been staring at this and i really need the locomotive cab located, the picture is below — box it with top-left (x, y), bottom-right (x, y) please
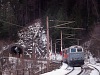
top-left (67, 45), bottom-right (84, 67)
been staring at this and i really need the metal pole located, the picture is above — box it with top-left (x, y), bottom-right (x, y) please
top-left (51, 39), bottom-right (52, 53)
top-left (55, 43), bottom-right (56, 54)
top-left (54, 43), bottom-right (57, 60)
top-left (77, 39), bottom-right (79, 45)
top-left (98, 49), bottom-right (99, 58)
top-left (46, 16), bottom-right (49, 71)
top-left (61, 30), bottom-right (63, 52)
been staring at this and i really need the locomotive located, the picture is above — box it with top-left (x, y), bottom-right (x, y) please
top-left (62, 45), bottom-right (84, 67)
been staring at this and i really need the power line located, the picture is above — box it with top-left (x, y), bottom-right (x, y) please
top-left (65, 37), bottom-right (82, 40)
top-left (49, 20), bottom-right (75, 23)
top-left (0, 19), bottom-right (43, 29)
top-left (55, 27), bottom-right (85, 30)
top-left (63, 33), bottom-right (75, 36)
top-left (49, 21), bottom-right (75, 28)
top-left (0, 19), bottom-right (24, 28)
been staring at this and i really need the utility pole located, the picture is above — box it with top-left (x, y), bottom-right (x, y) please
top-left (77, 39), bottom-right (81, 45)
top-left (46, 16), bottom-right (49, 71)
top-left (51, 39), bottom-right (52, 53)
top-left (61, 30), bottom-right (63, 52)
top-left (55, 43), bottom-right (56, 54)
top-left (55, 43), bottom-right (56, 60)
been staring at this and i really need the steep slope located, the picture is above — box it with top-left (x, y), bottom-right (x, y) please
top-left (17, 19), bottom-right (47, 58)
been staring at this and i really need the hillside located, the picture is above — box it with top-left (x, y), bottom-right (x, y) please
top-left (0, 0), bottom-right (100, 54)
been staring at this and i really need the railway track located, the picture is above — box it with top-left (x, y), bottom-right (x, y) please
top-left (41, 62), bottom-right (100, 75)
top-left (77, 67), bottom-right (84, 75)
top-left (88, 64), bottom-right (100, 75)
top-left (65, 66), bottom-right (83, 75)
top-left (65, 67), bottom-right (74, 75)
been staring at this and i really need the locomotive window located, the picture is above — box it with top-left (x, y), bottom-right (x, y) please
top-left (71, 48), bottom-right (76, 52)
top-left (77, 48), bottom-right (82, 52)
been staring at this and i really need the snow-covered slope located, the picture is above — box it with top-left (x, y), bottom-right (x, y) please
top-left (17, 20), bottom-right (47, 58)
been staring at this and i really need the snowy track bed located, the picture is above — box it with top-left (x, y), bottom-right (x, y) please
top-left (41, 62), bottom-right (100, 75)
top-left (41, 63), bottom-right (84, 75)
top-left (87, 64), bottom-right (100, 75)
top-left (65, 67), bottom-right (83, 75)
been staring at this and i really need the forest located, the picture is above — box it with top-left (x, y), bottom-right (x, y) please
top-left (0, 0), bottom-right (100, 53)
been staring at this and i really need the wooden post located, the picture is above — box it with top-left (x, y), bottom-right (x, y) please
top-left (55, 43), bottom-right (56, 54)
top-left (46, 16), bottom-right (50, 71)
top-left (55, 43), bottom-right (56, 60)
top-left (77, 39), bottom-right (79, 45)
top-left (51, 39), bottom-right (52, 53)
top-left (61, 30), bottom-right (63, 52)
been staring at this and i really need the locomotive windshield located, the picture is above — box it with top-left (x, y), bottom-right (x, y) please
top-left (71, 48), bottom-right (76, 52)
top-left (77, 48), bottom-right (82, 52)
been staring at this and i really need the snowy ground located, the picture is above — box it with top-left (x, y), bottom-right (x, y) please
top-left (41, 63), bottom-right (100, 75)
top-left (41, 54), bottom-right (100, 75)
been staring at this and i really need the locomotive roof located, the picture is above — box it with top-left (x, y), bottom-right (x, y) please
top-left (62, 48), bottom-right (68, 51)
top-left (69, 45), bottom-right (83, 49)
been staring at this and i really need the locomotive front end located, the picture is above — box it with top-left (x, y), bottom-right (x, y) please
top-left (68, 45), bottom-right (84, 67)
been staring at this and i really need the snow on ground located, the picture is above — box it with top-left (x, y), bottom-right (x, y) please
top-left (49, 53), bottom-right (62, 61)
top-left (41, 63), bottom-right (72, 75)
top-left (41, 62), bottom-right (81, 75)
top-left (87, 63), bottom-right (100, 75)
top-left (41, 63), bottom-right (100, 75)
top-left (41, 54), bottom-right (100, 75)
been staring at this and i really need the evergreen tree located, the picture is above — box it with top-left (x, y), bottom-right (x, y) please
top-left (0, 1), bottom-right (18, 41)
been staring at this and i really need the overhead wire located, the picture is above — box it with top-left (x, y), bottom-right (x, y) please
top-left (0, 19), bottom-right (24, 28)
top-left (49, 21), bottom-right (75, 28)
